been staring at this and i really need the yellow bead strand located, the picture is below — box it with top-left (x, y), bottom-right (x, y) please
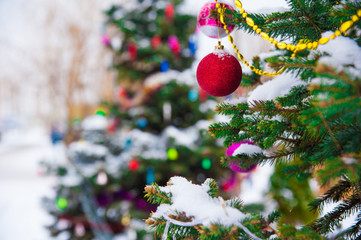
top-left (214, 0), bottom-right (284, 77)
top-left (216, 0), bottom-right (361, 55)
top-left (213, 0), bottom-right (360, 76)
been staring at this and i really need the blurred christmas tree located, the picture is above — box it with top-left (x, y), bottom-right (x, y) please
top-left (43, 0), bottom-right (233, 239)
top-left (102, 0), bottom-right (197, 86)
top-left (145, 0), bottom-right (361, 239)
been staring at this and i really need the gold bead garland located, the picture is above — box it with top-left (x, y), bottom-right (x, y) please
top-left (213, 0), bottom-right (361, 76)
top-left (215, 2), bottom-right (284, 76)
top-left (231, 0), bottom-right (361, 54)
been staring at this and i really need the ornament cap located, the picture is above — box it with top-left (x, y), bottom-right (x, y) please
top-left (215, 41), bottom-right (224, 50)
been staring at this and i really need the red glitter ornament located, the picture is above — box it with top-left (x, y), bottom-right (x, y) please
top-left (128, 159), bottom-right (140, 171)
top-left (196, 47), bottom-right (242, 97)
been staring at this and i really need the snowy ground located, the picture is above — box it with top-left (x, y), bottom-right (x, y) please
top-left (0, 127), bottom-right (66, 240)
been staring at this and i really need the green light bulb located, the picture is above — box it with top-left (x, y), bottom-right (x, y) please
top-left (56, 197), bottom-right (68, 210)
top-left (95, 109), bottom-right (106, 117)
top-left (167, 148), bottom-right (178, 160)
top-left (202, 158), bottom-right (212, 170)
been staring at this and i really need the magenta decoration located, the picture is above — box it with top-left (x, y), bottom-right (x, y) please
top-left (101, 33), bottom-right (111, 46)
top-left (225, 141), bottom-right (257, 173)
top-left (197, 2), bottom-right (235, 39)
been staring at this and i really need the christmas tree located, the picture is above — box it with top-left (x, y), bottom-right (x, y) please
top-left (101, 0), bottom-right (232, 188)
top-left (102, 0), bottom-right (196, 84)
top-left (145, 0), bottom-right (361, 239)
top-left (101, 0), bottom-right (232, 189)
top-left (43, 0), bottom-right (232, 239)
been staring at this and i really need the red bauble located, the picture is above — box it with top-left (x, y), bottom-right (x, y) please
top-left (107, 118), bottom-right (119, 133)
top-left (196, 49), bottom-right (242, 97)
top-left (117, 87), bottom-right (127, 98)
top-left (128, 43), bottom-right (137, 60)
top-left (151, 36), bottom-right (162, 49)
top-left (222, 182), bottom-right (232, 192)
top-left (128, 159), bottom-right (140, 171)
top-left (107, 122), bottom-right (116, 133)
top-left (199, 89), bottom-right (208, 102)
top-left (165, 3), bottom-right (175, 21)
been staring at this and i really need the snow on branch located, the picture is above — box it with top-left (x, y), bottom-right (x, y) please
top-left (248, 72), bottom-right (306, 103)
top-left (81, 115), bottom-right (108, 131)
top-left (146, 176), bottom-right (262, 240)
top-left (233, 143), bottom-right (263, 156)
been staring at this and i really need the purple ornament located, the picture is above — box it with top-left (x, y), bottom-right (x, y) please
top-left (113, 189), bottom-right (134, 201)
top-left (95, 192), bottom-right (112, 207)
top-left (134, 198), bottom-right (157, 212)
top-left (135, 198), bottom-right (148, 209)
top-left (225, 141), bottom-right (257, 173)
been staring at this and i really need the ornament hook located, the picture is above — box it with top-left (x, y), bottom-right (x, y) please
top-left (215, 41), bottom-right (224, 50)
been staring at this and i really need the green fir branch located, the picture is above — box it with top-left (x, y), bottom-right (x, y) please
top-left (310, 194), bottom-right (361, 234)
top-left (336, 211), bottom-right (361, 240)
top-left (309, 179), bottom-right (355, 213)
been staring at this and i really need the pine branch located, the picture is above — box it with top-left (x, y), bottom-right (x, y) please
top-left (309, 179), bottom-right (355, 213)
top-left (144, 184), bottom-right (172, 205)
top-left (310, 194), bottom-right (361, 234)
top-left (316, 109), bottom-right (344, 154)
top-left (208, 122), bottom-right (240, 139)
top-left (144, 178), bottom-right (268, 240)
top-left (336, 211), bottom-right (361, 239)
top-left (267, 211), bottom-right (281, 224)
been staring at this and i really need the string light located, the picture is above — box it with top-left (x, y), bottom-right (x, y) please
top-left (56, 197), bottom-right (68, 210)
top-left (214, 0), bottom-right (361, 76)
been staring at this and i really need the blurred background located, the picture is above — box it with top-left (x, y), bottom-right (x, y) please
top-left (0, 0), bottom-right (287, 239)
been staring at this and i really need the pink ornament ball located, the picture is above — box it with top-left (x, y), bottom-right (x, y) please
top-left (168, 35), bottom-right (180, 54)
top-left (197, 2), bottom-right (235, 39)
top-left (225, 141), bottom-right (257, 173)
top-left (101, 34), bottom-right (111, 46)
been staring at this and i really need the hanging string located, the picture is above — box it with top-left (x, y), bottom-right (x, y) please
top-left (216, 4), bottom-right (223, 49)
top-left (215, 1), bottom-right (284, 76)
